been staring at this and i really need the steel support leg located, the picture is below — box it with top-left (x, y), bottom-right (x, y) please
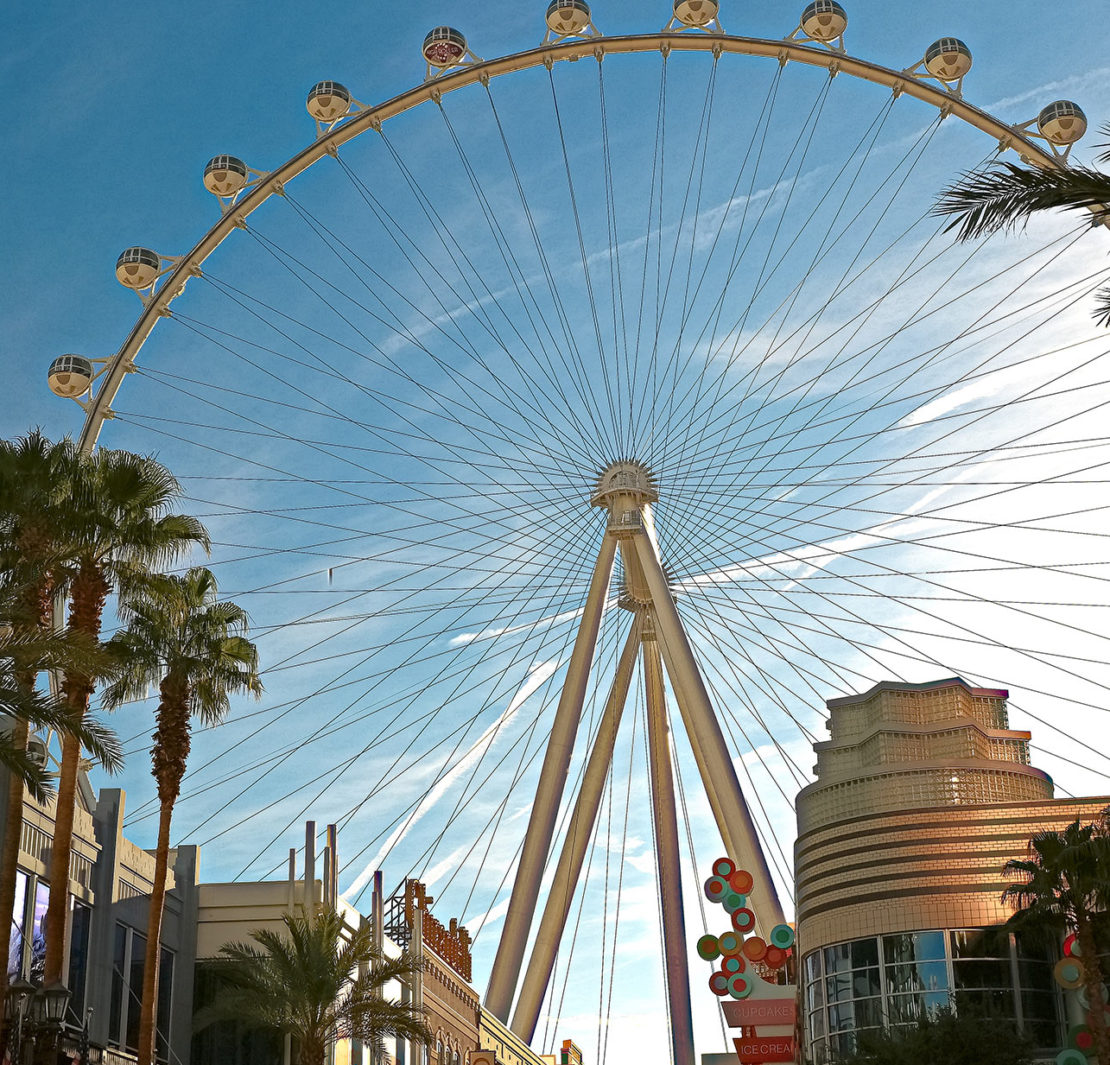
top-left (643, 621), bottom-right (696, 1065)
top-left (485, 534), bottom-right (618, 1020)
top-left (511, 618), bottom-right (641, 1041)
top-left (630, 530), bottom-right (785, 926)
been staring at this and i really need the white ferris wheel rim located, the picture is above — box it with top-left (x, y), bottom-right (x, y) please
top-left (76, 28), bottom-right (1062, 453)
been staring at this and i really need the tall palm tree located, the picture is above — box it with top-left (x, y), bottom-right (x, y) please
top-left (199, 909), bottom-right (433, 1065)
top-left (0, 597), bottom-right (122, 798)
top-left (42, 448), bottom-right (209, 992)
top-left (1002, 815), bottom-right (1110, 1065)
top-left (0, 431), bottom-right (124, 1013)
top-left (934, 131), bottom-right (1110, 325)
top-left (101, 567), bottom-right (261, 1065)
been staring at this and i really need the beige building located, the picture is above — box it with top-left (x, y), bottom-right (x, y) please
top-left (794, 677), bottom-right (1109, 1061)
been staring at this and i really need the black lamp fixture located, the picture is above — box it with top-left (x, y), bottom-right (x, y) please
top-left (38, 982), bottom-right (70, 1028)
top-left (4, 977), bottom-right (34, 1023)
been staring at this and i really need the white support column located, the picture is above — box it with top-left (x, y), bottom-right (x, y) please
top-left (511, 617), bottom-right (641, 1041)
top-left (642, 620), bottom-right (696, 1065)
top-left (630, 530), bottom-right (785, 926)
top-left (485, 534), bottom-right (618, 1021)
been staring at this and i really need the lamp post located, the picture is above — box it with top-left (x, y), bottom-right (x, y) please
top-left (5, 977), bottom-right (35, 1065)
top-left (4, 981), bottom-right (70, 1065)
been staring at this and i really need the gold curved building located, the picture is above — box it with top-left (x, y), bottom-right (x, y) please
top-left (794, 677), bottom-right (1109, 1061)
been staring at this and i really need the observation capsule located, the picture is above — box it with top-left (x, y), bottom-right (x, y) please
top-left (47, 355), bottom-right (94, 398)
top-left (672, 0), bottom-right (719, 27)
top-left (115, 246), bottom-right (161, 289)
top-left (26, 735), bottom-right (48, 770)
top-left (924, 38), bottom-right (972, 82)
top-left (801, 0), bottom-right (847, 41)
top-left (306, 81), bottom-right (352, 122)
top-left (546, 0), bottom-right (591, 35)
top-left (423, 26), bottom-right (468, 69)
top-left (203, 155), bottom-right (249, 197)
top-left (1037, 100), bottom-right (1087, 145)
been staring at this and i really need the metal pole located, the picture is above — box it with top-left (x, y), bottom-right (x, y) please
top-left (642, 620), bottom-right (695, 1065)
top-left (485, 534), bottom-right (617, 1021)
top-left (510, 618), bottom-right (641, 1040)
top-left (629, 530), bottom-right (785, 926)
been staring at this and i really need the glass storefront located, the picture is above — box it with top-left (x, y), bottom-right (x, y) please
top-left (803, 928), bottom-right (1059, 1061)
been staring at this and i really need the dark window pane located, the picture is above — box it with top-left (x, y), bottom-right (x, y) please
top-left (953, 987), bottom-right (1013, 1018)
top-left (952, 959), bottom-right (1010, 990)
top-left (884, 930), bottom-right (945, 965)
top-left (68, 902), bottom-right (92, 1020)
top-left (804, 951), bottom-right (821, 983)
top-left (110, 924), bottom-right (126, 1046)
top-left (885, 959), bottom-right (947, 994)
top-left (826, 972), bottom-right (854, 1003)
top-left (850, 939), bottom-right (880, 969)
top-left (852, 968), bottom-right (880, 998)
top-left (127, 932), bottom-right (146, 1053)
top-left (156, 948), bottom-right (174, 1063)
top-left (950, 928), bottom-right (1009, 959)
top-left (887, 993), bottom-right (923, 1023)
top-left (8, 871), bottom-right (27, 979)
top-left (853, 997), bottom-right (883, 1028)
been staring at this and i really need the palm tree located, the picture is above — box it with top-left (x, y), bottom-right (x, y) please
top-left (100, 567), bottom-right (261, 1065)
top-left (934, 131), bottom-right (1110, 325)
top-left (1002, 815), bottom-right (1110, 1065)
top-left (0, 431), bottom-right (124, 1012)
top-left (0, 599), bottom-right (122, 798)
top-left (199, 909), bottom-right (433, 1065)
top-left (42, 447), bottom-right (209, 991)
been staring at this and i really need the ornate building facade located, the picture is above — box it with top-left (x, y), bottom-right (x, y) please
top-left (794, 677), bottom-right (1110, 1061)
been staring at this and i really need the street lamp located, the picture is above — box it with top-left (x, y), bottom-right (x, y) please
top-left (4, 981), bottom-right (70, 1065)
top-left (5, 977), bottom-right (36, 1065)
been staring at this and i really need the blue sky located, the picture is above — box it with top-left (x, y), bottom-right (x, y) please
top-left (5, 2), bottom-right (1110, 1061)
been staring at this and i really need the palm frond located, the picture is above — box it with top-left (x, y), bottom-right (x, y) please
top-left (934, 161), bottom-right (1110, 240)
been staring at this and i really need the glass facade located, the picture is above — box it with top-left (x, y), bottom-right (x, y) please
top-left (110, 922), bottom-right (174, 1062)
top-left (803, 928), bottom-right (1059, 1061)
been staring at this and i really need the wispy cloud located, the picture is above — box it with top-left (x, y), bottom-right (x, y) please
top-left (342, 657), bottom-right (561, 900)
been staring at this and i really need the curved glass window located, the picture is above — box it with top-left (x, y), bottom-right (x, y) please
top-left (802, 928), bottom-right (1063, 1063)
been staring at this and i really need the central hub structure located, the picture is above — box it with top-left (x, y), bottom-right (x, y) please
top-left (591, 461), bottom-right (660, 605)
top-left (590, 459), bottom-right (658, 515)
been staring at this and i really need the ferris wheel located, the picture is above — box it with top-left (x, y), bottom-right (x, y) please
top-left (46, 2), bottom-right (1110, 1061)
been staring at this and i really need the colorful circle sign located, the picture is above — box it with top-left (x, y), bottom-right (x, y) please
top-left (727, 972), bottom-right (753, 999)
top-left (732, 908), bottom-right (756, 933)
top-left (709, 972), bottom-right (730, 997)
top-left (697, 934), bottom-right (720, 961)
top-left (742, 937), bottom-right (767, 962)
top-left (729, 869), bottom-right (754, 895)
top-left (704, 876), bottom-right (728, 902)
top-left (1055, 1050), bottom-right (1087, 1065)
top-left (713, 857), bottom-right (736, 878)
top-left (718, 931), bottom-right (743, 956)
top-left (770, 924), bottom-right (796, 949)
top-left (1055, 959), bottom-right (1085, 990)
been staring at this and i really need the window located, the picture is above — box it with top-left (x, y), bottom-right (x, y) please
top-left (110, 923), bottom-right (174, 1062)
top-left (28, 880), bottom-right (48, 984)
top-left (68, 901), bottom-right (92, 1019)
top-left (8, 871), bottom-right (27, 979)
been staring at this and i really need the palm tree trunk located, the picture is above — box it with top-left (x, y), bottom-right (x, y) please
top-left (0, 715), bottom-right (29, 1059)
top-left (43, 562), bottom-right (108, 987)
top-left (299, 1035), bottom-right (327, 1065)
top-left (138, 682), bottom-right (189, 1065)
top-left (42, 732), bottom-right (80, 986)
top-left (137, 800), bottom-right (173, 1065)
top-left (1075, 913), bottom-right (1110, 1065)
